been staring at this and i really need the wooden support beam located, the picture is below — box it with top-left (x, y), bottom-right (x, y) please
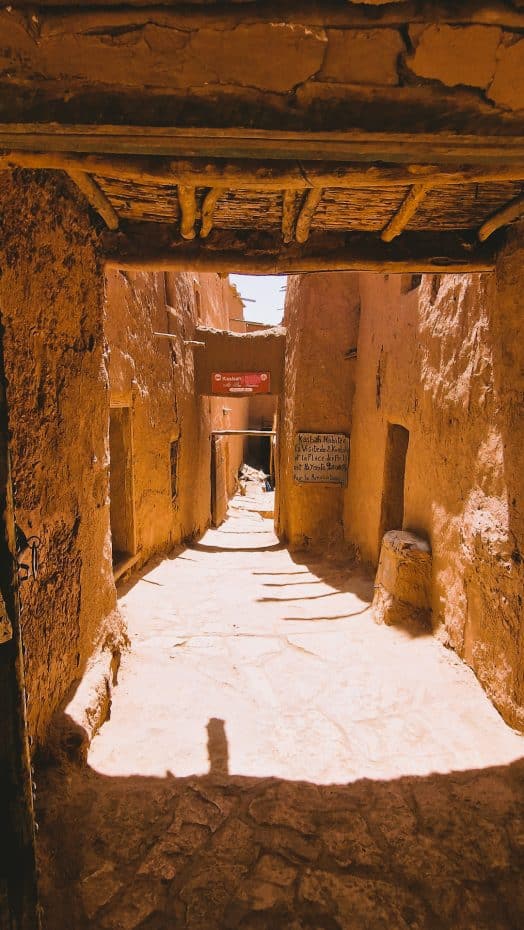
top-left (200, 188), bottom-right (225, 238)
top-left (295, 189), bottom-right (323, 244)
top-left (0, 128), bottom-right (523, 168)
top-left (67, 171), bottom-right (119, 230)
top-left (282, 190), bottom-right (302, 243)
top-left (478, 192), bottom-right (524, 241)
top-left (1, 150), bottom-right (523, 190)
top-left (102, 226), bottom-right (496, 274)
top-left (177, 186), bottom-right (197, 240)
top-left (381, 184), bottom-right (430, 242)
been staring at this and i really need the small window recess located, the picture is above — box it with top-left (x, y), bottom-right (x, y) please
top-left (400, 273), bottom-right (422, 294)
top-left (170, 439), bottom-right (179, 504)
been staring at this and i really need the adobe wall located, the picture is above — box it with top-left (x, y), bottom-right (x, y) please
top-left (105, 269), bottom-right (248, 555)
top-left (3, 5), bottom-right (524, 135)
top-left (0, 170), bottom-right (119, 748)
top-left (276, 273), bottom-right (360, 548)
top-left (344, 258), bottom-right (524, 728)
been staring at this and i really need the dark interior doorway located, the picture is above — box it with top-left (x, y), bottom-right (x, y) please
top-left (379, 423), bottom-right (409, 544)
top-left (109, 406), bottom-right (136, 571)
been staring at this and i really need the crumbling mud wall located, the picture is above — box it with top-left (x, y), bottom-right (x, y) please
top-left (277, 273), bottom-right (360, 548)
top-left (345, 258), bottom-right (524, 728)
top-left (0, 171), bottom-right (119, 748)
top-left (2, 6), bottom-right (524, 134)
top-left (106, 269), bottom-right (248, 558)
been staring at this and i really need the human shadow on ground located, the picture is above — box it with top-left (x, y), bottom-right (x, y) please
top-left (36, 712), bottom-right (524, 930)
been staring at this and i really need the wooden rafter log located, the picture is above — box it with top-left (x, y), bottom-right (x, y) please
top-left (478, 192), bottom-right (524, 241)
top-left (295, 189), bottom-right (323, 244)
top-left (67, 170), bottom-right (119, 230)
top-left (102, 225), bottom-right (496, 274)
top-left (282, 190), bottom-right (302, 243)
top-left (1, 128), bottom-right (524, 166)
top-left (380, 184), bottom-right (430, 242)
top-left (177, 185), bottom-right (197, 240)
top-left (200, 188), bottom-right (225, 239)
top-left (1, 151), bottom-right (524, 190)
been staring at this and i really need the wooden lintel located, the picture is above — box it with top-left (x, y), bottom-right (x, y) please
top-left (296, 189), bottom-right (323, 244)
top-left (1, 151), bottom-right (524, 190)
top-left (102, 228), bottom-right (496, 274)
top-left (1, 129), bottom-right (524, 168)
top-left (67, 171), bottom-right (119, 230)
top-left (282, 190), bottom-right (302, 243)
top-left (177, 186), bottom-right (197, 240)
top-left (200, 188), bottom-right (225, 238)
top-left (381, 184), bottom-right (430, 242)
top-left (478, 193), bottom-right (524, 241)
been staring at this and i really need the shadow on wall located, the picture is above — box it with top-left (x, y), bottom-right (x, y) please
top-left (35, 713), bottom-right (524, 930)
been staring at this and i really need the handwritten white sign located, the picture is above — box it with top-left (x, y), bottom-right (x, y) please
top-left (293, 432), bottom-right (349, 485)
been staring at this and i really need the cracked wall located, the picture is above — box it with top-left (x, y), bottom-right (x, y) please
top-left (0, 170), bottom-right (120, 749)
top-left (106, 269), bottom-right (249, 559)
top-left (1, 6), bottom-right (523, 131)
top-left (344, 249), bottom-right (524, 729)
top-left (276, 273), bottom-right (360, 549)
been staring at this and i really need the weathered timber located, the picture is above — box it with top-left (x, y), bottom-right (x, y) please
top-left (177, 186), bottom-right (197, 240)
top-left (102, 226), bottom-right (497, 273)
top-left (381, 184), bottom-right (430, 242)
top-left (478, 193), bottom-right (524, 240)
top-left (282, 190), bottom-right (302, 243)
top-left (11, 2), bottom-right (524, 31)
top-left (2, 151), bottom-right (524, 189)
top-left (201, 188), bottom-right (225, 238)
top-left (211, 430), bottom-right (276, 437)
top-left (0, 316), bottom-right (40, 930)
top-left (67, 171), bottom-right (119, 230)
top-left (1, 129), bottom-right (524, 166)
top-left (296, 189), bottom-right (324, 244)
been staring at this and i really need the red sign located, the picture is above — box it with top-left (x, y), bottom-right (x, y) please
top-left (211, 372), bottom-right (270, 395)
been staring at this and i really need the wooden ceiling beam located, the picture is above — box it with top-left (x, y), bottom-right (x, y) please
top-left (478, 192), bottom-right (524, 241)
top-left (67, 171), bottom-right (119, 230)
top-left (177, 186), bottom-right (197, 240)
top-left (3, 150), bottom-right (524, 189)
top-left (381, 184), bottom-right (430, 243)
top-left (295, 189), bottom-right (323, 244)
top-left (200, 188), bottom-right (225, 239)
top-left (0, 128), bottom-right (523, 167)
top-left (102, 226), bottom-right (497, 274)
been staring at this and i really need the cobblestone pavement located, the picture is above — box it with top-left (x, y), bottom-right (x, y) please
top-left (37, 491), bottom-right (524, 930)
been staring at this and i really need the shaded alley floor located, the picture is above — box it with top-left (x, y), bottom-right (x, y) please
top-left (38, 488), bottom-right (524, 930)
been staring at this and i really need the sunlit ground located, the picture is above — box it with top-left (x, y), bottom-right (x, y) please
top-left (83, 492), bottom-right (523, 784)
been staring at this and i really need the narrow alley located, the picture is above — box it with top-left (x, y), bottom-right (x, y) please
top-left (37, 483), bottom-right (523, 930)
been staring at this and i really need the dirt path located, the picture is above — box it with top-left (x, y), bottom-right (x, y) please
top-left (37, 489), bottom-right (524, 929)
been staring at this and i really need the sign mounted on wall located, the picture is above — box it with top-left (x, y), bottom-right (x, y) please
top-left (293, 432), bottom-right (350, 485)
top-left (211, 372), bottom-right (271, 395)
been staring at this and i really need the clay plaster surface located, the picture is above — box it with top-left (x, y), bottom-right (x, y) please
top-left (106, 269), bottom-right (248, 562)
top-left (344, 253), bottom-right (524, 729)
top-left (0, 170), bottom-right (120, 747)
top-left (37, 489), bottom-right (523, 929)
top-left (2, 6), bottom-right (524, 130)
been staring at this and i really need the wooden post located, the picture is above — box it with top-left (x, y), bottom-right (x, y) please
top-left (0, 314), bottom-right (41, 930)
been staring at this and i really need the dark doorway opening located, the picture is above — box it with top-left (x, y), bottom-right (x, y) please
top-left (109, 406), bottom-right (137, 574)
top-left (245, 433), bottom-right (272, 473)
top-left (379, 423), bottom-right (409, 545)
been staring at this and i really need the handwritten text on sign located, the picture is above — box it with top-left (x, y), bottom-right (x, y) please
top-left (293, 432), bottom-right (349, 485)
